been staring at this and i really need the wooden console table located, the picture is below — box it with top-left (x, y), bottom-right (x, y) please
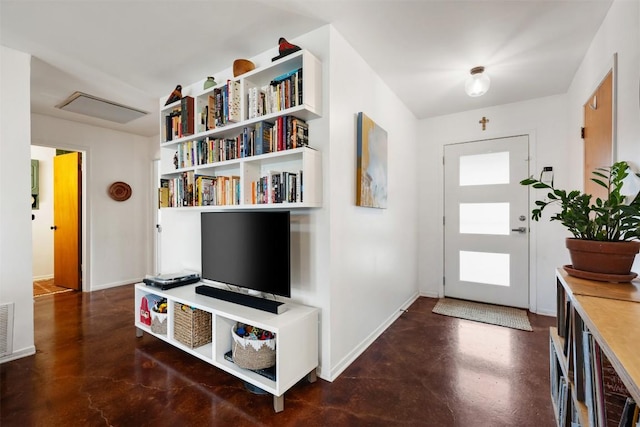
top-left (551, 268), bottom-right (639, 426)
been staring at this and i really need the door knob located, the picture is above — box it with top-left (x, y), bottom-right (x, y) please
top-left (511, 227), bottom-right (526, 233)
top-left (51, 226), bottom-right (57, 230)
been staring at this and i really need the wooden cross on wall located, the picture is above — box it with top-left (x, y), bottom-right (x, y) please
top-left (479, 116), bottom-right (489, 131)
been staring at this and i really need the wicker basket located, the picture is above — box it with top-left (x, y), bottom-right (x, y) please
top-left (173, 303), bottom-right (212, 348)
top-left (231, 324), bottom-right (276, 370)
top-left (150, 311), bottom-right (167, 335)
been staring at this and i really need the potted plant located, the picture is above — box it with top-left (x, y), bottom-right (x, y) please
top-left (520, 161), bottom-right (640, 281)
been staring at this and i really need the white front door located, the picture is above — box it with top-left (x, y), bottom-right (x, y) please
top-left (443, 135), bottom-right (530, 308)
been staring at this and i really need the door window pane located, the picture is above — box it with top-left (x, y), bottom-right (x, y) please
top-left (460, 203), bottom-right (509, 235)
top-left (460, 152), bottom-right (509, 186)
top-left (460, 251), bottom-right (510, 287)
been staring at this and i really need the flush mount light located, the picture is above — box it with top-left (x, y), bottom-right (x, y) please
top-left (465, 66), bottom-right (491, 97)
top-left (55, 91), bottom-right (148, 124)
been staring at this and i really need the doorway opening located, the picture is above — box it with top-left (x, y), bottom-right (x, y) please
top-left (31, 145), bottom-right (87, 295)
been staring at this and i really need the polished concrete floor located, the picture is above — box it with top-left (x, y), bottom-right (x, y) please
top-left (1, 285), bottom-right (556, 426)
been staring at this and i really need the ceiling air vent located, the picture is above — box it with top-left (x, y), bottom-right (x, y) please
top-left (55, 91), bottom-right (148, 124)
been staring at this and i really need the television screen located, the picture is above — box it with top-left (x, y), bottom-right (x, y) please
top-left (200, 211), bottom-right (291, 298)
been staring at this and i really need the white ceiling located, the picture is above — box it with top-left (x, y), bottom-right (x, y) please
top-left (0, 0), bottom-right (613, 137)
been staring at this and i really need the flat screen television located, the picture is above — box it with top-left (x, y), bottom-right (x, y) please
top-left (200, 210), bottom-right (291, 298)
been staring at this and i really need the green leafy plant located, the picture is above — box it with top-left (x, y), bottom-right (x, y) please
top-left (520, 161), bottom-right (640, 241)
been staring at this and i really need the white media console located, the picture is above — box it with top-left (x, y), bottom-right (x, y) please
top-left (134, 282), bottom-right (319, 412)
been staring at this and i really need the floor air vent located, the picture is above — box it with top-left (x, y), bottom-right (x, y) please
top-left (0, 303), bottom-right (14, 357)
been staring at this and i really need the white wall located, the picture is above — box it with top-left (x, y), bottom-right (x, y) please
top-left (31, 114), bottom-right (156, 291)
top-left (326, 27), bottom-right (419, 379)
top-left (566, 0), bottom-right (640, 273)
top-left (31, 146), bottom-right (56, 280)
top-left (566, 0), bottom-right (640, 187)
top-left (418, 94), bottom-right (569, 316)
top-left (0, 46), bottom-right (35, 362)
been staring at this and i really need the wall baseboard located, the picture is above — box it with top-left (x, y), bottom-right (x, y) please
top-left (89, 279), bottom-right (141, 292)
top-left (0, 346), bottom-right (36, 364)
top-left (327, 292), bottom-right (420, 382)
top-left (420, 290), bottom-right (440, 299)
top-left (534, 307), bottom-right (556, 317)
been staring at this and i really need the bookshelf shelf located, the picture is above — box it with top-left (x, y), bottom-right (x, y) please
top-left (551, 268), bottom-right (640, 427)
top-left (158, 49), bottom-right (323, 210)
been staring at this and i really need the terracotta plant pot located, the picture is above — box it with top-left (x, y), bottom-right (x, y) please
top-left (566, 238), bottom-right (640, 276)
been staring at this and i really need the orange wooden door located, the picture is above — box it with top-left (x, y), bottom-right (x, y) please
top-left (583, 71), bottom-right (613, 200)
top-left (53, 152), bottom-right (82, 290)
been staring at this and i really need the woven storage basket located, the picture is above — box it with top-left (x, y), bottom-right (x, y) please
top-left (150, 311), bottom-right (167, 335)
top-left (231, 324), bottom-right (276, 370)
top-left (173, 303), bottom-right (212, 348)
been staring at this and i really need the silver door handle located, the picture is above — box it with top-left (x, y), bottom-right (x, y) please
top-left (511, 227), bottom-right (527, 233)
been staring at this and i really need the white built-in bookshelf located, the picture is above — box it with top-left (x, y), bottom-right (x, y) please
top-left (141, 48), bottom-right (324, 411)
top-left (158, 49), bottom-right (322, 209)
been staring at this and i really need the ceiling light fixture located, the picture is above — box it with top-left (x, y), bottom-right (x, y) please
top-left (465, 66), bottom-right (490, 97)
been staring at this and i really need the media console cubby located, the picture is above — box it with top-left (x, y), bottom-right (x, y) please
top-left (134, 283), bottom-right (319, 412)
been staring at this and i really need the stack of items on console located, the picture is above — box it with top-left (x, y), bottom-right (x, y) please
top-left (143, 272), bottom-right (200, 290)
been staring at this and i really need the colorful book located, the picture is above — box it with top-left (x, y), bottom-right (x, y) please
top-left (227, 80), bottom-right (241, 122)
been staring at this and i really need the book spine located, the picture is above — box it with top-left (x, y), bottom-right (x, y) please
top-left (180, 96), bottom-right (195, 136)
top-left (208, 96), bottom-right (215, 129)
top-left (228, 80), bottom-right (241, 122)
top-left (298, 67), bottom-right (303, 105)
top-left (165, 115), bottom-right (173, 142)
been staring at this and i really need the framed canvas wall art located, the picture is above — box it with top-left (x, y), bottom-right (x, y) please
top-left (356, 112), bottom-right (387, 208)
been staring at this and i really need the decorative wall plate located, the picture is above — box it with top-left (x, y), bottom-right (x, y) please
top-left (108, 181), bottom-right (132, 201)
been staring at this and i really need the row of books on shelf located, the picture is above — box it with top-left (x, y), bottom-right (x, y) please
top-left (247, 68), bottom-right (303, 119)
top-left (251, 170), bottom-right (303, 205)
top-left (159, 169), bottom-right (304, 208)
top-left (199, 80), bottom-right (242, 130)
top-left (172, 117), bottom-right (309, 169)
top-left (159, 173), bottom-right (240, 208)
top-left (193, 68), bottom-right (302, 131)
top-left (559, 298), bottom-right (638, 427)
top-left (582, 330), bottom-right (638, 427)
top-left (164, 97), bottom-right (195, 142)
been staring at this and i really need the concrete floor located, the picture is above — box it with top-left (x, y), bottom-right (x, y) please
top-left (0, 285), bottom-right (556, 426)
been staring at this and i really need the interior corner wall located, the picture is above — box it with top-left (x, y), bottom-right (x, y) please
top-left (418, 94), bottom-right (569, 316)
top-left (566, 0), bottom-right (640, 270)
top-left (156, 24), bottom-right (420, 381)
top-left (326, 27), bottom-right (420, 379)
top-left (31, 113), bottom-right (155, 291)
top-left (0, 45), bottom-right (35, 362)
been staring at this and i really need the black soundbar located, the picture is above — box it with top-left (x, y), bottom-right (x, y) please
top-left (195, 285), bottom-right (285, 314)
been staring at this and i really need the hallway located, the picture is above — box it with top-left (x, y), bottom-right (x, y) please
top-left (0, 285), bottom-right (555, 426)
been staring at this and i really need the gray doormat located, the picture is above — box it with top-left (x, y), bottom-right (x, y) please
top-left (432, 298), bottom-right (532, 331)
